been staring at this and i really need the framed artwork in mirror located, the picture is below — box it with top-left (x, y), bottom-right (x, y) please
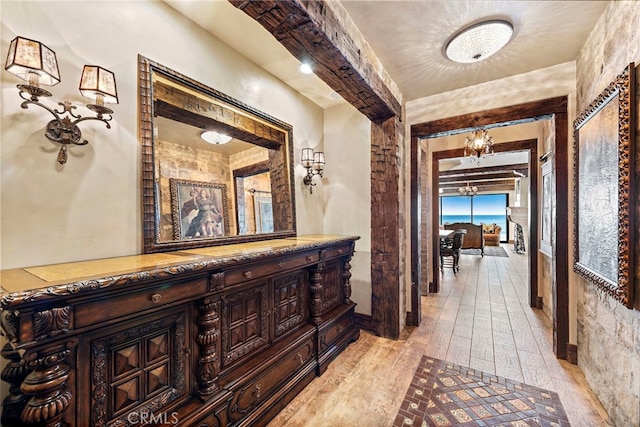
top-left (254, 195), bottom-right (274, 234)
top-left (170, 179), bottom-right (230, 241)
top-left (540, 159), bottom-right (552, 257)
top-left (573, 63), bottom-right (635, 307)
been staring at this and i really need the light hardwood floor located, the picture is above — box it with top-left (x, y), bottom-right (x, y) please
top-left (268, 245), bottom-right (612, 426)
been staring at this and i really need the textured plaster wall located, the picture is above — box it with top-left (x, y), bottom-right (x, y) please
top-left (323, 103), bottom-right (372, 316)
top-left (0, 0), bottom-right (325, 270)
top-left (575, 2), bottom-right (640, 425)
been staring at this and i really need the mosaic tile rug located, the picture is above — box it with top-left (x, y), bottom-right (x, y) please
top-left (393, 355), bottom-right (569, 427)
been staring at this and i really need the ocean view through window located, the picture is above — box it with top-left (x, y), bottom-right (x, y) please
top-left (440, 194), bottom-right (508, 241)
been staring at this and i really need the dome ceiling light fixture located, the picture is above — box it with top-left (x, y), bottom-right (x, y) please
top-left (201, 130), bottom-right (232, 145)
top-left (445, 19), bottom-right (514, 63)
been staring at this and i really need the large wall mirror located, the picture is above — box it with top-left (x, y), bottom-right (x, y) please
top-left (139, 55), bottom-right (296, 253)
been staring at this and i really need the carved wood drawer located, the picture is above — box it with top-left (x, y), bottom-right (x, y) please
top-left (227, 330), bottom-right (316, 423)
top-left (224, 250), bottom-right (319, 287)
top-left (318, 306), bottom-right (355, 353)
top-left (74, 277), bottom-right (208, 328)
top-left (322, 243), bottom-right (352, 260)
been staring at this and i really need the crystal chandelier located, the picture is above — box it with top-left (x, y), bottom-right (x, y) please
top-left (464, 130), bottom-right (494, 158)
top-left (458, 182), bottom-right (478, 197)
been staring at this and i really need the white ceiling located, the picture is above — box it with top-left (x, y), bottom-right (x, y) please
top-left (166, 0), bottom-right (610, 107)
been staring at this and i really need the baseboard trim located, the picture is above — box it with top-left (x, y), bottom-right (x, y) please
top-left (354, 313), bottom-right (373, 334)
top-left (567, 343), bottom-right (578, 365)
top-left (405, 310), bottom-right (419, 327)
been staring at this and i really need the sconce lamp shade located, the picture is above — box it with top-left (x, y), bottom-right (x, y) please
top-left (312, 151), bottom-right (325, 171)
top-left (301, 148), bottom-right (314, 168)
top-left (4, 36), bottom-right (60, 86)
top-left (4, 37), bottom-right (118, 165)
top-left (80, 65), bottom-right (118, 104)
top-left (301, 147), bottom-right (325, 193)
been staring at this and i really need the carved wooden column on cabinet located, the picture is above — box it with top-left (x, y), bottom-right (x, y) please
top-left (309, 257), bottom-right (326, 325)
top-left (22, 338), bottom-right (77, 427)
top-left (342, 242), bottom-right (355, 304)
top-left (1, 342), bottom-right (29, 426)
top-left (196, 295), bottom-right (221, 398)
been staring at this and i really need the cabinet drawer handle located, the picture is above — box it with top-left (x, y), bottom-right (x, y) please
top-left (305, 255), bottom-right (313, 261)
top-left (338, 249), bottom-right (343, 254)
top-left (297, 353), bottom-right (304, 365)
top-left (151, 293), bottom-right (162, 304)
top-left (278, 261), bottom-right (286, 268)
top-left (244, 271), bottom-right (253, 279)
top-left (253, 384), bottom-right (261, 400)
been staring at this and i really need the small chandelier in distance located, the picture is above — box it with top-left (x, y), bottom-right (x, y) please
top-left (464, 130), bottom-right (494, 158)
top-left (458, 183), bottom-right (478, 197)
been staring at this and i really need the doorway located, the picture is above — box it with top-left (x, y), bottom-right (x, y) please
top-left (431, 140), bottom-right (538, 300)
top-left (409, 96), bottom-right (570, 359)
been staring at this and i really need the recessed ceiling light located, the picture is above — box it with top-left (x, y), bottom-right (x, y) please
top-left (201, 130), bottom-right (232, 145)
top-left (299, 63), bottom-right (313, 74)
top-left (329, 91), bottom-right (342, 100)
top-left (445, 19), bottom-right (513, 63)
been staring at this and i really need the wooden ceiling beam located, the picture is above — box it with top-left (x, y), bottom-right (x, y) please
top-left (412, 97), bottom-right (567, 136)
top-left (440, 181), bottom-right (515, 190)
top-left (439, 172), bottom-right (522, 183)
top-left (439, 163), bottom-right (529, 177)
top-left (439, 181), bottom-right (515, 194)
top-left (229, 0), bottom-right (402, 122)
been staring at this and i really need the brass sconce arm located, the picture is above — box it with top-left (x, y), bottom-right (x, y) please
top-left (17, 87), bottom-right (114, 164)
top-left (303, 167), bottom-right (323, 186)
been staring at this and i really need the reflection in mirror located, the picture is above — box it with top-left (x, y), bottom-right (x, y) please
top-left (139, 55), bottom-right (295, 253)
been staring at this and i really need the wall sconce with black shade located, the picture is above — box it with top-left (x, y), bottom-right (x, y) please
top-left (4, 36), bottom-right (118, 165)
top-left (301, 148), bottom-right (325, 193)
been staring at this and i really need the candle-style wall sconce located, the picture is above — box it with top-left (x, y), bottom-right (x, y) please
top-left (4, 36), bottom-right (118, 164)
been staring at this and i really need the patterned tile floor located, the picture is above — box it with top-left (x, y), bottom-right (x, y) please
top-left (393, 356), bottom-right (570, 427)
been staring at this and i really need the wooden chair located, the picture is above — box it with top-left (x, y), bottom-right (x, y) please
top-left (440, 230), bottom-right (466, 273)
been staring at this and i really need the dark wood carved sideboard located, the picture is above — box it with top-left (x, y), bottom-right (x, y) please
top-left (0, 234), bottom-right (360, 426)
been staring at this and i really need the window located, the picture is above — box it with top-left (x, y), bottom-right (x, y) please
top-left (440, 194), bottom-right (509, 241)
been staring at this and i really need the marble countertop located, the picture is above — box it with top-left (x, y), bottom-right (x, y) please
top-left (1, 234), bottom-right (359, 307)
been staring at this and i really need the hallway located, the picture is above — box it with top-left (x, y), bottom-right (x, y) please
top-left (269, 246), bottom-right (612, 426)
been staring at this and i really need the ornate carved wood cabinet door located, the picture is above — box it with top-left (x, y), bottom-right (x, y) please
top-left (273, 270), bottom-right (308, 341)
top-left (77, 305), bottom-right (191, 426)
